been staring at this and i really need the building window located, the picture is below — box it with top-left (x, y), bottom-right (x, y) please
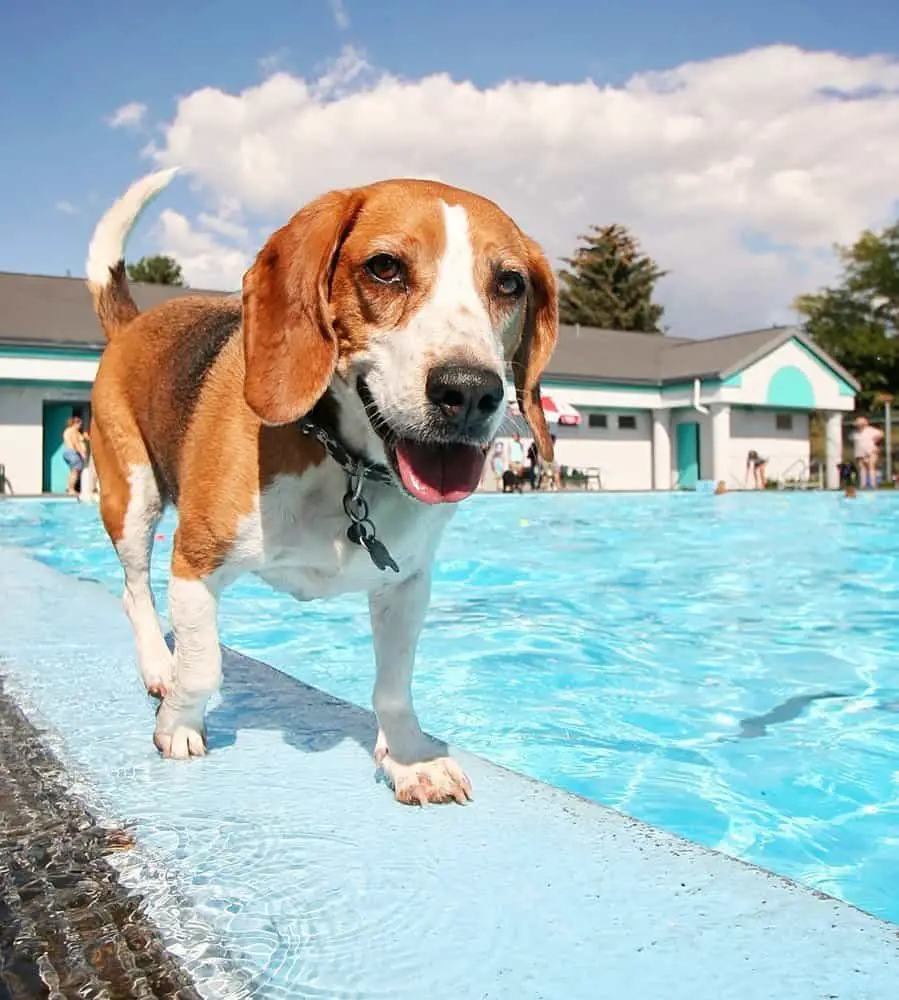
top-left (775, 413), bottom-right (793, 431)
top-left (618, 414), bottom-right (637, 430)
top-left (588, 413), bottom-right (608, 428)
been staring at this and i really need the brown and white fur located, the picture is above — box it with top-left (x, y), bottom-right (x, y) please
top-left (86, 168), bottom-right (557, 805)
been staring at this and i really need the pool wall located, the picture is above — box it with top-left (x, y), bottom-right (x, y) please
top-left (0, 546), bottom-right (897, 999)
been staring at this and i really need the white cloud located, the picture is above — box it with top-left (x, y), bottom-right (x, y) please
top-left (259, 49), bottom-right (288, 76)
top-left (155, 209), bottom-right (249, 290)
top-left (197, 211), bottom-right (249, 241)
top-left (329, 0), bottom-right (349, 30)
top-left (146, 44), bottom-right (899, 335)
top-left (311, 44), bottom-right (368, 99)
top-left (55, 199), bottom-right (78, 215)
top-left (107, 101), bottom-right (148, 129)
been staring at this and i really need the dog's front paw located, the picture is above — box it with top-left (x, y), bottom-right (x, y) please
top-left (381, 755), bottom-right (473, 805)
top-left (154, 702), bottom-right (207, 759)
top-left (375, 731), bottom-right (472, 805)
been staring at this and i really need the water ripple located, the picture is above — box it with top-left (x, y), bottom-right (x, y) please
top-left (2, 491), bottom-right (899, 931)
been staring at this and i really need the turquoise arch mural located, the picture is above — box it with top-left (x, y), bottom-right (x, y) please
top-left (793, 339), bottom-right (856, 397)
top-left (765, 365), bottom-right (816, 408)
top-left (720, 337), bottom-right (856, 402)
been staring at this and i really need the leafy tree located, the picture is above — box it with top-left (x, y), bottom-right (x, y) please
top-left (793, 221), bottom-right (899, 410)
top-left (126, 254), bottom-right (185, 286)
top-left (840, 224), bottom-right (899, 333)
top-left (557, 224), bottom-right (668, 332)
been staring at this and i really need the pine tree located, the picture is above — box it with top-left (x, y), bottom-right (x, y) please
top-left (557, 224), bottom-right (667, 332)
top-left (126, 254), bottom-right (185, 286)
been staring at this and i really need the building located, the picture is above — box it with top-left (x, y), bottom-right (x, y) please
top-left (0, 270), bottom-right (858, 495)
top-left (0, 272), bottom-right (229, 495)
top-left (501, 323), bottom-right (859, 490)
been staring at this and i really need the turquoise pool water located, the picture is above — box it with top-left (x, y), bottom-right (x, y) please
top-left (2, 492), bottom-right (897, 924)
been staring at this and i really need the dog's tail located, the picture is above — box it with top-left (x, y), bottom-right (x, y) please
top-left (85, 167), bottom-right (180, 339)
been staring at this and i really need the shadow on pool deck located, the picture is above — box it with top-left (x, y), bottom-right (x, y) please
top-left (184, 632), bottom-right (380, 759)
top-left (167, 633), bottom-right (456, 777)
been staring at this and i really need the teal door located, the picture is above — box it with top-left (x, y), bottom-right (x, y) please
top-left (42, 403), bottom-right (75, 493)
top-left (676, 421), bottom-right (700, 489)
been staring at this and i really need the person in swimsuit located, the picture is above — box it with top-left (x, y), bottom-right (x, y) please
top-left (851, 416), bottom-right (883, 489)
top-left (508, 433), bottom-right (525, 477)
top-left (62, 415), bottom-right (88, 496)
top-left (745, 449), bottom-right (768, 489)
top-left (489, 441), bottom-right (505, 491)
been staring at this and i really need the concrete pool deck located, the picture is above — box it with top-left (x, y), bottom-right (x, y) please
top-left (0, 547), bottom-right (897, 999)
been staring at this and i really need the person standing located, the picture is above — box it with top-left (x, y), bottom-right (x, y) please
top-left (489, 442), bottom-right (506, 491)
top-left (526, 439), bottom-right (539, 490)
top-left (851, 416), bottom-right (884, 489)
top-left (62, 415), bottom-right (88, 496)
top-left (508, 433), bottom-right (525, 479)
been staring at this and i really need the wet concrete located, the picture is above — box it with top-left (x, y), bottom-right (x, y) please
top-left (0, 677), bottom-right (201, 1000)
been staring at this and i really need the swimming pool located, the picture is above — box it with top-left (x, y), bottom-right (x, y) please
top-left (2, 492), bottom-right (897, 925)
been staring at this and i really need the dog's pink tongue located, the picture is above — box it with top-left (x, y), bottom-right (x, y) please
top-left (395, 441), bottom-right (486, 504)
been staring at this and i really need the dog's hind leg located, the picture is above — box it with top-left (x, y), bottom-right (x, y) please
top-left (92, 417), bottom-right (174, 698)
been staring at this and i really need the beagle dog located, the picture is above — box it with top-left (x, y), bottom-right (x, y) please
top-left (86, 169), bottom-right (558, 805)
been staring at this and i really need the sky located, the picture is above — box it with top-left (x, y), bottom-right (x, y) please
top-left (2, 0), bottom-right (898, 337)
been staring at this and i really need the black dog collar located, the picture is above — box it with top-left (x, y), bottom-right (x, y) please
top-left (296, 403), bottom-right (400, 574)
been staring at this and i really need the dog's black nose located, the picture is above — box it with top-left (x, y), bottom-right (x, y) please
top-left (426, 364), bottom-right (505, 430)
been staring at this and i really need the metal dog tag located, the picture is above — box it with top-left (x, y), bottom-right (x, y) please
top-left (346, 518), bottom-right (400, 574)
top-left (361, 532), bottom-right (400, 573)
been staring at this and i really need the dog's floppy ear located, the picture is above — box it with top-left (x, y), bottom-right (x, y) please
top-left (512, 236), bottom-right (559, 461)
top-left (242, 189), bottom-right (364, 425)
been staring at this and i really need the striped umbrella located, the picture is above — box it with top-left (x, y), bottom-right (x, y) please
top-left (505, 390), bottom-right (582, 426)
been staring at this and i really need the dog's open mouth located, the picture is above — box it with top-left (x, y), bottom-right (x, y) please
top-left (357, 378), bottom-right (489, 505)
top-left (393, 439), bottom-right (488, 504)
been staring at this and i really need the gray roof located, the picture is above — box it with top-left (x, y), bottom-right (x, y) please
top-left (546, 323), bottom-right (861, 391)
top-left (0, 271), bottom-right (232, 350)
top-left (0, 271), bottom-right (859, 391)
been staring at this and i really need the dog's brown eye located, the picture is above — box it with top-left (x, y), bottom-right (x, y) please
top-left (365, 253), bottom-right (404, 284)
top-left (496, 270), bottom-right (525, 297)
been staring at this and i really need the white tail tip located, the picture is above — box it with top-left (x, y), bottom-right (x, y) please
top-left (85, 166), bottom-right (181, 287)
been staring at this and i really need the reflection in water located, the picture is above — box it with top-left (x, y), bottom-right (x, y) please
top-left (737, 692), bottom-right (848, 738)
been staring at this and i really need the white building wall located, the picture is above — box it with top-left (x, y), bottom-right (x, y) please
top-left (497, 408), bottom-right (653, 491)
top-left (2, 355), bottom-right (100, 384)
top-left (556, 412), bottom-right (653, 491)
top-left (651, 409), bottom-right (672, 490)
top-left (0, 384), bottom-right (92, 494)
top-left (663, 407), bottom-right (813, 487)
top-left (0, 336), bottom-right (851, 495)
top-left (730, 408), bottom-right (810, 485)
top-left (0, 387), bottom-right (47, 494)
top-left (540, 383), bottom-right (662, 410)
